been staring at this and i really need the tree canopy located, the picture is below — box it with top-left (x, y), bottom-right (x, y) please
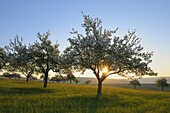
top-left (28, 31), bottom-right (60, 87)
top-left (129, 79), bottom-right (141, 89)
top-left (4, 36), bottom-right (35, 82)
top-left (1, 14), bottom-right (157, 91)
top-left (65, 69), bottom-right (75, 84)
top-left (156, 78), bottom-right (168, 91)
top-left (63, 14), bottom-right (157, 95)
top-left (85, 80), bottom-right (91, 85)
top-left (73, 79), bottom-right (80, 84)
top-left (3, 31), bottom-right (60, 87)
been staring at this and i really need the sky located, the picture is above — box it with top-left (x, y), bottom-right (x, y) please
top-left (0, 0), bottom-right (170, 77)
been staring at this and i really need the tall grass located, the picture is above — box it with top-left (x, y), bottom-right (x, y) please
top-left (0, 79), bottom-right (170, 113)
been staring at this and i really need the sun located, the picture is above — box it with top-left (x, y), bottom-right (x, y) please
top-left (102, 67), bottom-right (108, 74)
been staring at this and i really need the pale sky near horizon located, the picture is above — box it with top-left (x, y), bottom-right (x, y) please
top-left (0, 0), bottom-right (170, 77)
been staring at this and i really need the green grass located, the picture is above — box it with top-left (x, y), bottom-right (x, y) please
top-left (0, 79), bottom-right (170, 113)
top-left (104, 84), bottom-right (170, 92)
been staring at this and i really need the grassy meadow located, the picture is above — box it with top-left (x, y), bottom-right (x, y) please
top-left (0, 78), bottom-right (170, 113)
top-left (105, 84), bottom-right (170, 92)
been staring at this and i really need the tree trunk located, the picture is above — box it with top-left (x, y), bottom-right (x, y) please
top-left (162, 86), bottom-right (164, 91)
top-left (26, 72), bottom-right (32, 82)
top-left (26, 75), bottom-right (29, 82)
top-left (97, 81), bottom-right (102, 95)
top-left (43, 71), bottom-right (48, 88)
top-left (134, 85), bottom-right (136, 89)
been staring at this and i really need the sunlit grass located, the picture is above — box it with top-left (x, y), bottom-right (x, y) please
top-left (0, 79), bottom-right (170, 113)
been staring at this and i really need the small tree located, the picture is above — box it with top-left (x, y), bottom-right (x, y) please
top-left (61, 76), bottom-right (67, 83)
top-left (63, 14), bottom-right (157, 95)
top-left (156, 78), bottom-right (168, 91)
top-left (74, 79), bottom-right (80, 84)
top-left (32, 76), bottom-right (37, 80)
top-left (2, 72), bottom-right (21, 79)
top-left (50, 77), bottom-right (57, 82)
top-left (55, 75), bottom-right (62, 83)
top-left (28, 31), bottom-right (60, 88)
top-left (2, 72), bottom-right (12, 78)
top-left (12, 73), bottom-right (21, 79)
top-left (62, 68), bottom-right (76, 84)
top-left (4, 36), bottom-right (35, 82)
top-left (85, 80), bottom-right (91, 85)
top-left (67, 73), bottom-right (75, 84)
top-left (129, 79), bottom-right (141, 89)
top-left (50, 74), bottom-right (63, 83)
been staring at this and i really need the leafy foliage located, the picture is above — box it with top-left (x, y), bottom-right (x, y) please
top-left (28, 31), bottom-right (60, 87)
top-left (129, 79), bottom-right (141, 89)
top-left (63, 14), bottom-right (157, 94)
top-left (31, 76), bottom-right (37, 80)
top-left (2, 72), bottom-right (21, 79)
top-left (73, 79), bottom-right (80, 84)
top-left (4, 36), bottom-right (34, 82)
top-left (156, 78), bottom-right (169, 91)
top-left (85, 80), bottom-right (91, 85)
top-left (50, 74), bottom-right (66, 83)
top-left (66, 73), bottom-right (75, 84)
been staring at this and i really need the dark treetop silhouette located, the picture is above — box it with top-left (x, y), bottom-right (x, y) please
top-left (156, 78), bottom-right (168, 91)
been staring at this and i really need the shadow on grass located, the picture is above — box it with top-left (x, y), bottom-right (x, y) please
top-left (88, 94), bottom-right (101, 113)
top-left (0, 87), bottom-right (54, 95)
top-left (56, 93), bottom-right (128, 112)
top-left (55, 94), bottom-right (102, 113)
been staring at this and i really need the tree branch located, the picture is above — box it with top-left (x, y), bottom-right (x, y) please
top-left (90, 66), bottom-right (100, 81)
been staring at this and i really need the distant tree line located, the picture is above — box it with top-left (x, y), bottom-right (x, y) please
top-left (1, 72), bottom-right (38, 80)
top-left (128, 78), bottom-right (169, 91)
top-left (2, 73), bottom-right (21, 79)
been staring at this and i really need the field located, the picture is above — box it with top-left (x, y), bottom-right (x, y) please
top-left (0, 79), bottom-right (170, 113)
top-left (105, 84), bottom-right (170, 91)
